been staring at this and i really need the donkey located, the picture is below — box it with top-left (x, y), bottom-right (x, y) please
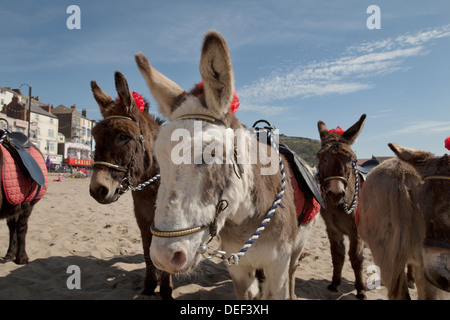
top-left (89, 71), bottom-right (173, 299)
top-left (0, 141), bottom-right (46, 264)
top-left (358, 143), bottom-right (450, 299)
top-left (316, 114), bottom-right (367, 299)
top-left (134, 31), bottom-right (316, 299)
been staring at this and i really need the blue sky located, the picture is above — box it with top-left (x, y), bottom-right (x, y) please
top-left (1, 0), bottom-right (449, 158)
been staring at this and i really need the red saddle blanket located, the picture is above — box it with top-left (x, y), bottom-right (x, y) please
top-left (289, 168), bottom-right (320, 224)
top-left (1, 145), bottom-right (48, 205)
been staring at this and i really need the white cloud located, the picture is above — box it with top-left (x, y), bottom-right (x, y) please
top-left (391, 121), bottom-right (450, 135)
top-left (238, 24), bottom-right (450, 111)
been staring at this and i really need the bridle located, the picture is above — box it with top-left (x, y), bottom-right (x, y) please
top-left (150, 115), bottom-right (286, 267)
top-left (322, 160), bottom-right (359, 215)
top-left (92, 115), bottom-right (159, 194)
top-left (149, 114), bottom-right (234, 245)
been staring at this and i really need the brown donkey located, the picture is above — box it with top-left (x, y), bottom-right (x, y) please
top-left (89, 71), bottom-right (172, 299)
top-left (358, 143), bottom-right (450, 299)
top-left (316, 114), bottom-right (367, 299)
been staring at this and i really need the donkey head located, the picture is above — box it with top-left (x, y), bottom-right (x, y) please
top-left (89, 71), bottom-right (156, 204)
top-left (317, 114), bottom-right (366, 209)
top-left (135, 31), bottom-right (254, 274)
top-left (389, 143), bottom-right (450, 292)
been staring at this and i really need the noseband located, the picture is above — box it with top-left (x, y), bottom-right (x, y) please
top-left (92, 115), bottom-right (159, 194)
top-left (322, 160), bottom-right (359, 215)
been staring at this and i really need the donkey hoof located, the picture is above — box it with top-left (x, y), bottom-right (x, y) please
top-left (327, 284), bottom-right (339, 293)
top-left (356, 291), bottom-right (366, 300)
top-left (3, 253), bottom-right (15, 262)
top-left (14, 255), bottom-right (29, 265)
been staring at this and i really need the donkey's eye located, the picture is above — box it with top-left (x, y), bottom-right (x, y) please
top-left (115, 134), bottom-right (131, 146)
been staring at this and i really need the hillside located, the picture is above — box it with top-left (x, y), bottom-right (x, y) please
top-left (279, 134), bottom-right (321, 167)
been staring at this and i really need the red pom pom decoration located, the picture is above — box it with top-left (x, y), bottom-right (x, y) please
top-left (445, 136), bottom-right (450, 151)
top-left (116, 91), bottom-right (145, 113)
top-left (132, 91), bottom-right (145, 113)
top-left (328, 126), bottom-right (345, 135)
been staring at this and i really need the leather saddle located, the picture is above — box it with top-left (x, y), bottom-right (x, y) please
top-left (3, 131), bottom-right (46, 186)
top-left (356, 157), bottom-right (380, 181)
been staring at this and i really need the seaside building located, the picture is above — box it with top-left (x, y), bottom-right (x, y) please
top-left (51, 104), bottom-right (94, 171)
top-left (0, 86), bottom-right (95, 172)
top-left (0, 87), bottom-right (60, 166)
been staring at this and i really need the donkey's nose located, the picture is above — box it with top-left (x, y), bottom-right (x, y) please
top-left (89, 185), bottom-right (110, 203)
top-left (170, 250), bottom-right (187, 271)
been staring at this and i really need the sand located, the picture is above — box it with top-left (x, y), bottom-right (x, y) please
top-left (0, 175), bottom-right (418, 300)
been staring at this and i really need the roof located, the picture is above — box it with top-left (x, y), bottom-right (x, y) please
top-left (52, 105), bottom-right (90, 121)
top-left (26, 101), bottom-right (57, 118)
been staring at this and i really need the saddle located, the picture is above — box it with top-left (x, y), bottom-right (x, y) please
top-left (1, 130), bottom-right (48, 205)
top-left (356, 157), bottom-right (380, 181)
top-left (251, 120), bottom-right (325, 225)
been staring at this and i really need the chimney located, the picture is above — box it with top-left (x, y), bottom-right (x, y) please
top-left (82, 109), bottom-right (87, 117)
top-left (40, 104), bottom-right (51, 113)
top-left (71, 104), bottom-right (77, 109)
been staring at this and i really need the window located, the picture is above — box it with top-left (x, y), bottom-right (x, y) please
top-left (34, 114), bottom-right (39, 121)
top-left (49, 117), bottom-right (53, 124)
top-left (48, 129), bottom-right (54, 138)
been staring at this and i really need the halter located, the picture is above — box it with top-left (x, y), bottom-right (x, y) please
top-left (150, 115), bottom-right (286, 267)
top-left (92, 115), bottom-right (159, 194)
top-left (322, 160), bottom-right (359, 215)
top-left (423, 175), bottom-right (450, 181)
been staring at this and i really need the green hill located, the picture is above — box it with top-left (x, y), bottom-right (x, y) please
top-left (279, 134), bottom-right (320, 167)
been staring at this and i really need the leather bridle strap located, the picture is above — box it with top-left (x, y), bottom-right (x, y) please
top-left (424, 175), bottom-right (450, 181)
top-left (92, 161), bottom-right (127, 173)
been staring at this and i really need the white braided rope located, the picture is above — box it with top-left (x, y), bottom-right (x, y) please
top-left (225, 129), bottom-right (286, 266)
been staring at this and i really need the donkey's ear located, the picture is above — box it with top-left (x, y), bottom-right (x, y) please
top-left (317, 121), bottom-right (329, 144)
top-left (388, 143), bottom-right (434, 173)
top-left (91, 81), bottom-right (113, 118)
top-left (135, 52), bottom-right (185, 119)
top-left (115, 71), bottom-right (132, 108)
top-left (200, 31), bottom-right (235, 117)
top-left (343, 114), bottom-right (366, 145)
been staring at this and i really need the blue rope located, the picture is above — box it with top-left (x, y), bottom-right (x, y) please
top-left (226, 128), bottom-right (286, 266)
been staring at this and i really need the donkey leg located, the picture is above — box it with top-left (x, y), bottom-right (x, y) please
top-left (14, 204), bottom-right (33, 264)
top-left (289, 221), bottom-right (315, 299)
top-left (5, 216), bottom-right (18, 261)
top-left (348, 234), bottom-right (366, 299)
top-left (159, 271), bottom-right (173, 300)
top-left (140, 227), bottom-right (159, 296)
top-left (327, 231), bottom-right (346, 292)
top-left (134, 212), bottom-right (159, 296)
top-left (260, 256), bottom-right (290, 299)
top-left (229, 266), bottom-right (259, 300)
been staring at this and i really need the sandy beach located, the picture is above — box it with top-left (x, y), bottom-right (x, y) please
top-left (0, 175), bottom-right (417, 300)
